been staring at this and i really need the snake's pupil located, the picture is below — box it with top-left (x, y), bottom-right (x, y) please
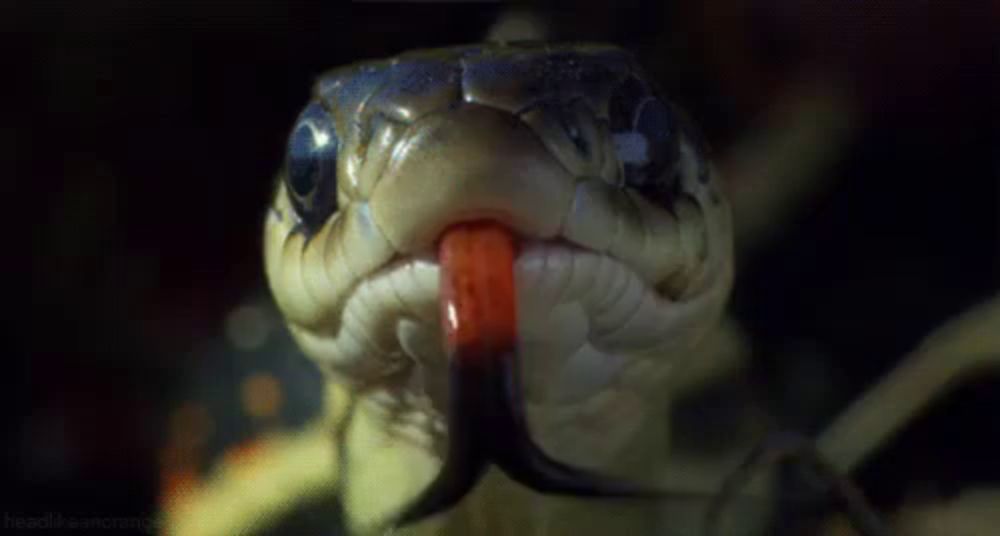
top-left (288, 151), bottom-right (317, 198)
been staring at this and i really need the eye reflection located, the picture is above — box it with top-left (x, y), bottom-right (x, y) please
top-left (608, 76), bottom-right (681, 203)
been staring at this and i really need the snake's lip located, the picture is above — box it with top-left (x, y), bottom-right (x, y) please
top-left (405, 232), bottom-right (688, 302)
top-left (293, 236), bottom-right (699, 387)
top-left (271, 185), bottom-right (729, 390)
top-left (308, 234), bottom-right (724, 469)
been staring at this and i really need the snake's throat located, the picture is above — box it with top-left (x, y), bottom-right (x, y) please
top-left (395, 221), bottom-right (660, 527)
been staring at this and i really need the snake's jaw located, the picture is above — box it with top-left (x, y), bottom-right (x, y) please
top-left (263, 43), bottom-right (734, 531)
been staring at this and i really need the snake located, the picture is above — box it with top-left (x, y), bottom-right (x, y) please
top-left (263, 42), bottom-right (734, 535)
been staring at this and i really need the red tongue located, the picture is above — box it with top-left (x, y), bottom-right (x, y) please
top-left (395, 221), bottom-right (660, 528)
top-left (438, 221), bottom-right (518, 361)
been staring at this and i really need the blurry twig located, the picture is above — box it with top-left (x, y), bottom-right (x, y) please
top-left (818, 294), bottom-right (1000, 474)
top-left (722, 76), bottom-right (857, 254)
top-left (703, 432), bottom-right (890, 536)
top-left (820, 488), bottom-right (1000, 535)
top-left (891, 489), bottom-right (1000, 535)
top-left (701, 294), bottom-right (1000, 535)
top-left (162, 385), bottom-right (352, 536)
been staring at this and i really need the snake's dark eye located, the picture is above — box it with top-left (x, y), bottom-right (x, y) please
top-left (285, 102), bottom-right (339, 232)
top-left (609, 76), bottom-right (681, 204)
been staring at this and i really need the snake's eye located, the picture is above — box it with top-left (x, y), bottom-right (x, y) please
top-left (609, 76), bottom-right (681, 204)
top-left (285, 102), bottom-right (339, 232)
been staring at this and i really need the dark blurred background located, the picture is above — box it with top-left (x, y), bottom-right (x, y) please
top-left (5, 1), bottom-right (998, 533)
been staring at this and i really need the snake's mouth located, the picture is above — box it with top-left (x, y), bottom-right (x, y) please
top-left (329, 234), bottom-right (681, 395)
top-left (274, 206), bottom-right (728, 434)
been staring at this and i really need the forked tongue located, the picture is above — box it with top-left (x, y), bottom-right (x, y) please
top-left (394, 221), bottom-right (660, 527)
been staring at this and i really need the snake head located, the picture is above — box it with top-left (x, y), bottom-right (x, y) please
top-left (264, 42), bottom-right (733, 530)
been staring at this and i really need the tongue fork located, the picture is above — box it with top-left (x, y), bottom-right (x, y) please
top-left (393, 221), bottom-right (659, 527)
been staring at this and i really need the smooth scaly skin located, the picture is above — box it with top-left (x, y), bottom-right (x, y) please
top-left (264, 43), bottom-right (734, 535)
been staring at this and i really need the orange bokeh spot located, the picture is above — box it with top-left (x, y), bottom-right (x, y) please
top-left (160, 467), bottom-right (200, 511)
top-left (223, 438), bottom-right (268, 468)
top-left (240, 372), bottom-right (284, 419)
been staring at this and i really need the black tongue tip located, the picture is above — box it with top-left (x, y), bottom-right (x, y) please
top-left (393, 355), bottom-right (658, 529)
top-left (393, 446), bottom-right (488, 527)
top-left (393, 418), bottom-right (658, 530)
top-left (493, 422), bottom-right (663, 498)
